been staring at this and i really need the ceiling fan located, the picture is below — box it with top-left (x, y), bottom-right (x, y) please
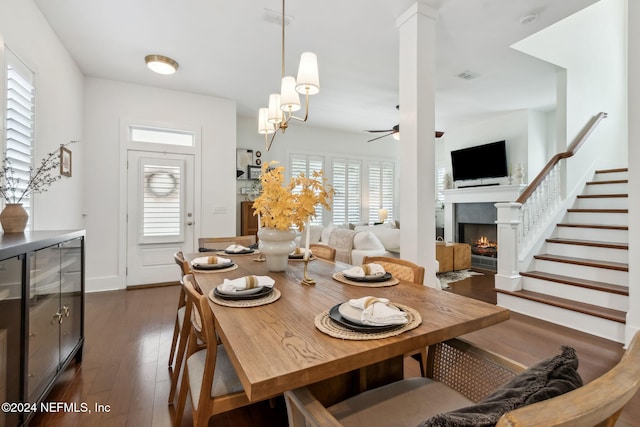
top-left (365, 105), bottom-right (444, 142)
top-left (365, 125), bottom-right (444, 142)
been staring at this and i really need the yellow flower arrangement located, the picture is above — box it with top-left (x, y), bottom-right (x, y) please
top-left (253, 161), bottom-right (334, 231)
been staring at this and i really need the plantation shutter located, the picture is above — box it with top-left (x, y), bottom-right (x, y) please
top-left (331, 159), bottom-right (361, 226)
top-left (5, 50), bottom-right (35, 223)
top-left (142, 164), bottom-right (182, 238)
top-left (436, 167), bottom-right (446, 202)
top-left (368, 161), bottom-right (394, 223)
top-left (289, 154), bottom-right (324, 226)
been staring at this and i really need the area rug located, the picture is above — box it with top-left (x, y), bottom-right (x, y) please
top-left (437, 269), bottom-right (484, 289)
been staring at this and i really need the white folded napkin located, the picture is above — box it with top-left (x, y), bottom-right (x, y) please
top-left (349, 296), bottom-right (407, 326)
top-left (290, 248), bottom-right (313, 256)
top-left (225, 244), bottom-right (251, 253)
top-left (343, 263), bottom-right (386, 278)
top-left (218, 275), bottom-right (275, 293)
top-left (191, 255), bottom-right (231, 266)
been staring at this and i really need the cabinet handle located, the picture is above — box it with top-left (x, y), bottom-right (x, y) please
top-left (29, 332), bottom-right (36, 338)
top-left (51, 311), bottom-right (63, 324)
top-left (63, 305), bottom-right (70, 317)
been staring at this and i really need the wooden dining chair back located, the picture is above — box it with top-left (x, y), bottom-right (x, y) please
top-left (168, 251), bottom-right (192, 403)
top-left (285, 333), bottom-right (640, 427)
top-left (362, 256), bottom-right (425, 285)
top-left (175, 274), bottom-right (249, 427)
top-left (309, 244), bottom-right (336, 262)
top-left (361, 256), bottom-right (427, 376)
top-left (198, 235), bottom-right (256, 251)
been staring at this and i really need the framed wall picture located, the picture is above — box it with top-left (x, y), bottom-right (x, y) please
top-left (248, 165), bottom-right (262, 180)
top-left (236, 148), bottom-right (253, 179)
top-left (60, 146), bottom-right (72, 177)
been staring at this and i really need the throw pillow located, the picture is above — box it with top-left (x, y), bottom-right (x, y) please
top-left (419, 346), bottom-right (583, 427)
top-left (353, 231), bottom-right (385, 251)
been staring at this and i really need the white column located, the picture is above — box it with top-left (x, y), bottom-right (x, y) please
top-left (494, 202), bottom-right (522, 292)
top-left (626, 1), bottom-right (640, 348)
top-left (397, 2), bottom-right (439, 288)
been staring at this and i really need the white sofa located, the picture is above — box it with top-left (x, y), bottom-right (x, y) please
top-left (298, 224), bottom-right (399, 265)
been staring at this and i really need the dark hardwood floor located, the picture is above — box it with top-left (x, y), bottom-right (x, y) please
top-left (29, 271), bottom-right (638, 426)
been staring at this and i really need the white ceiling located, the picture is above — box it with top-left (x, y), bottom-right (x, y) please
top-left (34, 0), bottom-right (598, 136)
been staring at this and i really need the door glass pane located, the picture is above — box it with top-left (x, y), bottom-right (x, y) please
top-left (143, 164), bottom-right (182, 238)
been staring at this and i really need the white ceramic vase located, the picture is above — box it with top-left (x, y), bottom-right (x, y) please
top-left (258, 227), bottom-right (297, 272)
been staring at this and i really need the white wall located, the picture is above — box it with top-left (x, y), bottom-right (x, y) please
top-left (513, 0), bottom-right (628, 193)
top-left (439, 109), bottom-right (551, 187)
top-left (235, 116), bottom-right (399, 233)
top-left (0, 0), bottom-right (84, 230)
top-left (84, 78), bottom-right (236, 292)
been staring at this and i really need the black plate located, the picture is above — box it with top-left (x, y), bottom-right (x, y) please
top-left (224, 249), bottom-right (255, 255)
top-left (328, 304), bottom-right (403, 333)
top-left (192, 261), bottom-right (235, 270)
top-left (342, 272), bottom-right (393, 282)
top-left (213, 286), bottom-right (273, 301)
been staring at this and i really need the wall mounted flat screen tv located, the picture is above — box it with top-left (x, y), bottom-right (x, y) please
top-left (451, 140), bottom-right (508, 182)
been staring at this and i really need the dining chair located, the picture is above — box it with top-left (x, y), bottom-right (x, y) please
top-left (362, 255), bottom-right (427, 376)
top-left (168, 251), bottom-right (192, 404)
top-left (285, 332), bottom-right (640, 427)
top-left (309, 243), bottom-right (336, 262)
top-left (198, 235), bottom-right (256, 251)
top-left (175, 274), bottom-right (250, 427)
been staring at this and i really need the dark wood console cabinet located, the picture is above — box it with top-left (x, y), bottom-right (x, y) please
top-left (240, 201), bottom-right (258, 238)
top-left (0, 230), bottom-right (85, 427)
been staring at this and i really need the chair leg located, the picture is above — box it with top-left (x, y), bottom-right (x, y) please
top-left (168, 322), bottom-right (190, 403)
top-left (175, 362), bottom-right (189, 427)
top-left (168, 316), bottom-right (180, 367)
top-left (411, 348), bottom-right (428, 377)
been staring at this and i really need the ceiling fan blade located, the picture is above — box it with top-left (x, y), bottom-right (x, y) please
top-left (365, 129), bottom-right (393, 133)
top-left (436, 131), bottom-right (444, 138)
top-left (367, 132), bottom-right (394, 142)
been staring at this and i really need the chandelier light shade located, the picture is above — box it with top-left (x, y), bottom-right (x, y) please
top-left (258, 0), bottom-right (319, 151)
top-left (258, 108), bottom-right (275, 135)
top-left (296, 52), bottom-right (320, 95)
top-left (280, 76), bottom-right (301, 112)
top-left (145, 54), bottom-right (178, 75)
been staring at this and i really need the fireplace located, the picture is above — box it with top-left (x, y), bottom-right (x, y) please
top-left (455, 203), bottom-right (498, 270)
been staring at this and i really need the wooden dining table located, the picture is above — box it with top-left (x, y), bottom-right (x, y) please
top-left (188, 252), bottom-right (509, 405)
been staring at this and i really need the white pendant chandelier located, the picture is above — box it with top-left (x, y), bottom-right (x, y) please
top-left (258, 0), bottom-right (320, 151)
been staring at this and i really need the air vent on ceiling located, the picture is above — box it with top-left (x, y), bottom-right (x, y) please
top-left (456, 71), bottom-right (480, 80)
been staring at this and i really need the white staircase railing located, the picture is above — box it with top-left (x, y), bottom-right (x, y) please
top-left (495, 112), bottom-right (608, 292)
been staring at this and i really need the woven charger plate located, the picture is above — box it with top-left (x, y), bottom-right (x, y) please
top-left (332, 272), bottom-right (399, 287)
top-left (314, 303), bottom-right (421, 340)
top-left (208, 288), bottom-right (281, 307)
top-left (191, 264), bottom-right (238, 274)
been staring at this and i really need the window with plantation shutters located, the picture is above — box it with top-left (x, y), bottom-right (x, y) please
top-left (331, 158), bottom-right (361, 226)
top-left (368, 161), bottom-right (394, 223)
top-left (436, 167), bottom-right (446, 202)
top-left (142, 164), bottom-right (182, 238)
top-left (5, 50), bottom-right (35, 226)
top-left (289, 153), bottom-right (325, 226)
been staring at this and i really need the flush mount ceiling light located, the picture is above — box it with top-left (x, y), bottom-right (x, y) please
top-left (258, 0), bottom-right (320, 151)
top-left (145, 54), bottom-right (179, 75)
top-left (520, 13), bottom-right (538, 25)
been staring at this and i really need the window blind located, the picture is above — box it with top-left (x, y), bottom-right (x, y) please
top-left (289, 154), bottom-right (325, 226)
top-left (436, 167), bottom-right (446, 202)
top-left (368, 161), bottom-right (394, 223)
top-left (143, 165), bottom-right (182, 237)
top-left (5, 54), bottom-right (35, 223)
top-left (331, 159), bottom-right (361, 225)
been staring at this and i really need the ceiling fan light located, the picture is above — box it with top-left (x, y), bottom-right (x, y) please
top-left (268, 93), bottom-right (284, 124)
top-left (280, 76), bottom-right (301, 112)
top-left (145, 54), bottom-right (178, 75)
top-left (392, 132), bottom-right (400, 141)
top-left (258, 107), bottom-right (275, 134)
top-left (295, 52), bottom-right (319, 95)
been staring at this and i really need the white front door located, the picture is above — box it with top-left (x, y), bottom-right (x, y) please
top-left (126, 150), bottom-right (195, 286)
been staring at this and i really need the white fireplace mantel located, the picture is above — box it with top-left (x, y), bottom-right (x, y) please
top-left (442, 185), bottom-right (526, 242)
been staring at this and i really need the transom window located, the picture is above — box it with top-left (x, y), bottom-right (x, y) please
top-left (130, 126), bottom-right (194, 147)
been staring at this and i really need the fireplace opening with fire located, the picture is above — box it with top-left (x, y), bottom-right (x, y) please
top-left (472, 236), bottom-right (498, 258)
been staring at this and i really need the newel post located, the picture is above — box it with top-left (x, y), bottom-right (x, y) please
top-left (495, 202), bottom-right (522, 292)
